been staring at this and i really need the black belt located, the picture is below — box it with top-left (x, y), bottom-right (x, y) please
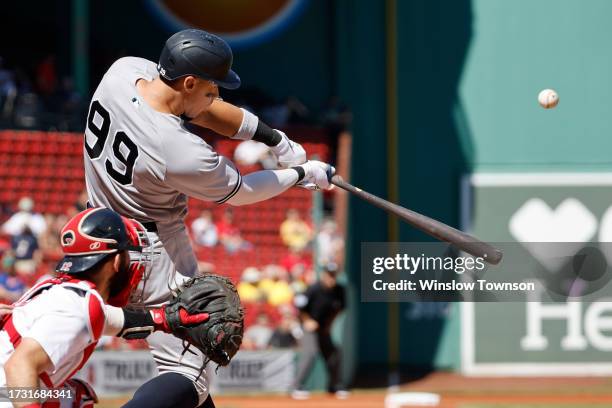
top-left (86, 202), bottom-right (157, 232)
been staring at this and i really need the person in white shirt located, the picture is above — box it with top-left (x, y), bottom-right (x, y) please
top-left (1, 197), bottom-right (46, 238)
top-left (190, 210), bottom-right (218, 248)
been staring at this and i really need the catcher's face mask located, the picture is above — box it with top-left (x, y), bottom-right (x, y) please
top-left (107, 218), bottom-right (152, 307)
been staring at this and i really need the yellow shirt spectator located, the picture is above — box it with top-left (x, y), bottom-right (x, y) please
top-left (260, 265), bottom-right (294, 306)
top-left (237, 267), bottom-right (263, 302)
top-left (260, 278), bottom-right (293, 306)
top-left (280, 209), bottom-right (312, 250)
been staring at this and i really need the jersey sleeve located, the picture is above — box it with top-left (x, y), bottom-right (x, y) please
top-left (21, 298), bottom-right (93, 369)
top-left (163, 127), bottom-right (242, 204)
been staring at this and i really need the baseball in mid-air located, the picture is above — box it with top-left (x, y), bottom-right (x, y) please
top-left (538, 89), bottom-right (559, 109)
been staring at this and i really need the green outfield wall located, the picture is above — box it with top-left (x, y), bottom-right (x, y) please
top-left (338, 0), bottom-right (612, 382)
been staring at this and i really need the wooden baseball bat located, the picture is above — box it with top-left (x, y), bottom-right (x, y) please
top-left (331, 175), bottom-right (503, 265)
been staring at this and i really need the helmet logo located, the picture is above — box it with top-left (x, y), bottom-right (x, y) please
top-left (61, 231), bottom-right (76, 247)
top-left (89, 242), bottom-right (102, 250)
top-left (59, 262), bottom-right (73, 272)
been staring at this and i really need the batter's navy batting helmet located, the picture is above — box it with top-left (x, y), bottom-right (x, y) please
top-left (157, 29), bottom-right (241, 89)
top-left (56, 208), bottom-right (146, 275)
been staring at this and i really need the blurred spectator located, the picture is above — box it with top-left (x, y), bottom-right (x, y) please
top-left (316, 218), bottom-right (345, 265)
top-left (0, 237), bottom-right (9, 254)
top-left (286, 96), bottom-right (311, 124)
top-left (0, 57), bottom-right (17, 120)
top-left (197, 261), bottom-right (216, 275)
top-left (2, 197), bottom-right (46, 237)
top-left (216, 208), bottom-right (252, 253)
top-left (58, 77), bottom-right (83, 109)
top-left (260, 96), bottom-right (311, 127)
top-left (280, 209), bottom-right (312, 251)
top-left (289, 276), bottom-right (308, 295)
top-left (260, 99), bottom-right (289, 128)
top-left (0, 255), bottom-right (26, 303)
top-left (10, 226), bottom-right (41, 277)
top-left (319, 95), bottom-right (352, 133)
top-left (13, 92), bottom-right (41, 129)
top-left (67, 190), bottom-right (88, 217)
top-left (268, 311), bottom-right (300, 348)
top-left (280, 247), bottom-right (313, 282)
top-left (191, 210), bottom-right (218, 247)
top-left (292, 263), bottom-right (347, 398)
top-left (0, 56), bottom-right (86, 131)
top-left (39, 213), bottom-right (66, 260)
top-left (55, 76), bottom-right (85, 131)
top-left (234, 140), bottom-right (277, 169)
top-left (36, 54), bottom-right (57, 96)
top-left (243, 313), bottom-right (273, 350)
top-left (0, 202), bottom-right (12, 220)
top-left (237, 267), bottom-right (263, 303)
top-left (259, 264), bottom-right (293, 307)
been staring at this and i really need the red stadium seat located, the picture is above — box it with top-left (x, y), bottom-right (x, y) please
top-left (1, 130), bottom-right (331, 291)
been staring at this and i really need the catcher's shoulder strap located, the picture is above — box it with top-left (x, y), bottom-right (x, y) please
top-left (13, 276), bottom-right (97, 306)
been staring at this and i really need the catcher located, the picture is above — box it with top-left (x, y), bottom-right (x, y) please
top-left (0, 208), bottom-right (242, 408)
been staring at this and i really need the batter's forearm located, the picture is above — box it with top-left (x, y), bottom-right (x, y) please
top-left (227, 168), bottom-right (300, 206)
top-left (191, 101), bottom-right (283, 146)
top-left (189, 99), bottom-right (244, 137)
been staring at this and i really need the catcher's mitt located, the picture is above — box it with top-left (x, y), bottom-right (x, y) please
top-left (165, 274), bottom-right (244, 366)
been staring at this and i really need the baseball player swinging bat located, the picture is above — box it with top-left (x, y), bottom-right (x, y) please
top-left (331, 175), bottom-right (503, 265)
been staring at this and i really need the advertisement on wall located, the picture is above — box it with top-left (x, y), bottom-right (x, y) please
top-left (461, 173), bottom-right (612, 375)
top-left (78, 349), bottom-right (295, 396)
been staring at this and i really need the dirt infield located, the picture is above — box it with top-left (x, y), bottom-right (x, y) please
top-left (97, 373), bottom-right (612, 408)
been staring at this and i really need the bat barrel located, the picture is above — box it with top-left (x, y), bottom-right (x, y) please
top-left (331, 175), bottom-right (503, 265)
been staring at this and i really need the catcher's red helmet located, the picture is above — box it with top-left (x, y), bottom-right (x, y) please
top-left (56, 207), bottom-right (152, 306)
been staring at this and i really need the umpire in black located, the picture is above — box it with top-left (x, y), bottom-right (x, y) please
top-left (291, 263), bottom-right (348, 399)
